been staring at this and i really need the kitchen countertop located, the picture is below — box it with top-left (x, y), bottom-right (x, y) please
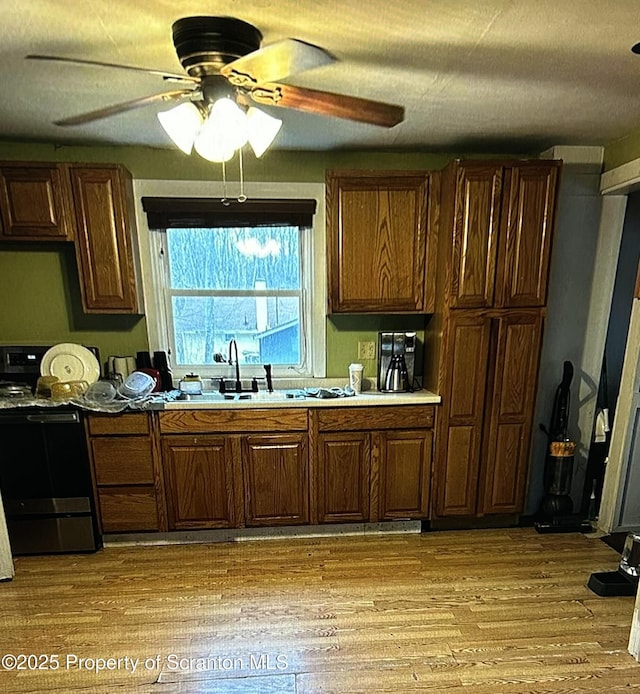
top-left (159, 388), bottom-right (440, 410)
top-left (0, 378), bottom-right (441, 413)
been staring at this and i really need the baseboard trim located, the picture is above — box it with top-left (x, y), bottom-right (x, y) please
top-left (103, 520), bottom-right (423, 547)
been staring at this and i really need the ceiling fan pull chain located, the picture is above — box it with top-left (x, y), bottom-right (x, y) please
top-left (238, 147), bottom-right (247, 203)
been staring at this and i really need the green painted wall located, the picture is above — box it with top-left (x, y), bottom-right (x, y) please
top-left (0, 140), bottom-right (522, 377)
top-left (604, 126), bottom-right (640, 171)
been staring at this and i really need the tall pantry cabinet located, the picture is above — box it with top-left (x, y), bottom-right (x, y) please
top-left (425, 160), bottom-right (561, 519)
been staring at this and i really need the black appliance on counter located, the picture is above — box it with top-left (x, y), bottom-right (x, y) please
top-left (377, 331), bottom-right (417, 392)
top-left (0, 345), bottom-right (101, 555)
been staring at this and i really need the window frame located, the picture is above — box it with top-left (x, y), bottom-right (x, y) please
top-left (133, 179), bottom-right (326, 381)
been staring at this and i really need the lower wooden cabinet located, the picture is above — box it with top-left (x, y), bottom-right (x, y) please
top-left (162, 435), bottom-right (237, 529)
top-left (92, 406), bottom-right (436, 535)
top-left (243, 434), bottom-right (309, 526)
top-left (313, 406), bottom-right (434, 524)
top-left (378, 430), bottom-right (432, 520)
top-left (434, 310), bottom-right (543, 517)
top-left (317, 432), bottom-right (370, 523)
top-left (158, 410), bottom-right (309, 530)
top-left (86, 413), bottom-right (166, 533)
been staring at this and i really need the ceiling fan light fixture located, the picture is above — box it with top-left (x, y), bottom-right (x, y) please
top-left (246, 106), bottom-right (282, 158)
top-left (193, 97), bottom-right (252, 163)
top-left (157, 101), bottom-right (204, 154)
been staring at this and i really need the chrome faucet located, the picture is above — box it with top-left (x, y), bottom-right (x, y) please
top-left (228, 339), bottom-right (241, 392)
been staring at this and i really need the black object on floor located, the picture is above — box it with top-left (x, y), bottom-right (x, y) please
top-left (534, 514), bottom-right (594, 534)
top-left (587, 569), bottom-right (639, 596)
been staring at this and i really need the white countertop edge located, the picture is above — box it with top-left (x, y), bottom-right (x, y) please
top-left (161, 390), bottom-right (441, 410)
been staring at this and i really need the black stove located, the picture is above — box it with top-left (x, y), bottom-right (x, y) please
top-left (0, 345), bottom-right (101, 555)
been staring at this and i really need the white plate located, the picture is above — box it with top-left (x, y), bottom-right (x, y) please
top-left (40, 343), bottom-right (101, 384)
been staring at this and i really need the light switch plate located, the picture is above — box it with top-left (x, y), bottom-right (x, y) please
top-left (358, 341), bottom-right (376, 360)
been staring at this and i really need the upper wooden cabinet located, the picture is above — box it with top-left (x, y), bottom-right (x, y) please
top-left (0, 163), bottom-right (74, 241)
top-left (69, 164), bottom-right (141, 314)
top-left (0, 160), bottom-right (141, 314)
top-left (444, 160), bottom-right (559, 309)
top-left (326, 170), bottom-right (438, 313)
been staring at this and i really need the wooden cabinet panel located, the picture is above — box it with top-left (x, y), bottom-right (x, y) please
top-left (91, 437), bottom-right (154, 485)
top-left (88, 413), bottom-right (149, 436)
top-left (481, 311), bottom-right (543, 514)
top-left (318, 432), bottom-right (370, 523)
top-left (378, 430), bottom-right (432, 519)
top-left (159, 408), bottom-right (307, 434)
top-left (441, 425), bottom-right (480, 515)
top-left (0, 163), bottom-right (73, 240)
top-left (162, 435), bottom-right (236, 529)
top-left (243, 434), bottom-right (309, 526)
top-left (70, 165), bottom-right (139, 313)
top-left (316, 405), bottom-right (434, 432)
top-left (435, 312), bottom-right (491, 517)
top-left (98, 487), bottom-right (159, 532)
top-left (496, 163), bottom-right (559, 308)
top-left (449, 163), bottom-right (502, 309)
top-left (326, 171), bottom-right (433, 313)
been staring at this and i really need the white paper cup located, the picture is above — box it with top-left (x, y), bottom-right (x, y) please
top-left (349, 363), bottom-right (364, 394)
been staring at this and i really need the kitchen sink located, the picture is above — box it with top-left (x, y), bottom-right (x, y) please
top-left (178, 390), bottom-right (295, 403)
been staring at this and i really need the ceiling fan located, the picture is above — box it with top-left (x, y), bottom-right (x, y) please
top-left (27, 16), bottom-right (404, 160)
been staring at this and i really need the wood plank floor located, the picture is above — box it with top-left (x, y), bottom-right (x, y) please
top-left (0, 528), bottom-right (638, 693)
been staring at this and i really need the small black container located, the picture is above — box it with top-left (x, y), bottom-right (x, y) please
top-left (587, 569), bottom-right (639, 596)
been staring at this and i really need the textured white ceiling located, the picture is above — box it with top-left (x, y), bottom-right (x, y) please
top-left (2, 0), bottom-right (640, 154)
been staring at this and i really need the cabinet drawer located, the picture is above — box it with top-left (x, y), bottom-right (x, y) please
top-left (159, 408), bottom-right (308, 434)
top-left (98, 487), bottom-right (159, 532)
top-left (92, 437), bottom-right (154, 484)
top-left (317, 406), bottom-right (434, 432)
top-left (88, 413), bottom-right (150, 435)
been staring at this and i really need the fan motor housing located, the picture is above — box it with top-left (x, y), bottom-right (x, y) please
top-left (173, 16), bottom-right (262, 76)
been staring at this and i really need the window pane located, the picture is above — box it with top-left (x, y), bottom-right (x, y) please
top-left (172, 295), bottom-right (300, 366)
top-left (167, 227), bottom-right (300, 290)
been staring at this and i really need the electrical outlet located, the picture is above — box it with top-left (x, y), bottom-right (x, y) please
top-left (358, 341), bottom-right (376, 360)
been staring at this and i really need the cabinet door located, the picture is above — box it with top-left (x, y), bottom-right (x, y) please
top-left (318, 432), bottom-right (370, 523)
top-left (326, 172), bottom-right (431, 313)
top-left (243, 434), bottom-right (308, 526)
top-left (434, 312), bottom-right (492, 516)
top-left (481, 311), bottom-right (543, 514)
top-left (162, 436), bottom-right (236, 529)
top-left (496, 163), bottom-right (559, 308)
top-left (449, 163), bottom-right (503, 309)
top-left (0, 163), bottom-right (73, 240)
top-left (378, 430), bottom-right (432, 519)
top-left (69, 165), bottom-right (139, 313)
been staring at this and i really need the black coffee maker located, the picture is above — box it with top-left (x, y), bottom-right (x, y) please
top-left (378, 332), bottom-right (416, 392)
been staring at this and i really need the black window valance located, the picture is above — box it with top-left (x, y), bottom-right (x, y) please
top-left (142, 197), bottom-right (317, 229)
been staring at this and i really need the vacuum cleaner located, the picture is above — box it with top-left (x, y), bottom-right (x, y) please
top-left (534, 361), bottom-right (592, 534)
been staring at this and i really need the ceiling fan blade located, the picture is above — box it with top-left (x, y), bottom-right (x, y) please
top-left (221, 39), bottom-right (335, 87)
top-left (26, 54), bottom-right (198, 84)
top-left (53, 90), bottom-right (194, 126)
top-left (249, 83), bottom-right (404, 128)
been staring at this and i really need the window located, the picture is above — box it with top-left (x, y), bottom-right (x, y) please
top-left (139, 189), bottom-right (324, 380)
